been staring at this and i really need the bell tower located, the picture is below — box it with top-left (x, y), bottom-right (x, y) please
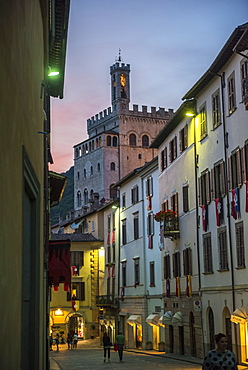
top-left (110, 50), bottom-right (130, 112)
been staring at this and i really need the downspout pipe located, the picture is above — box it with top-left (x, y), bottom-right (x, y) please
top-left (209, 70), bottom-right (238, 358)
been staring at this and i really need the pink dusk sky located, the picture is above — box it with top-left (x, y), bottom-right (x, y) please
top-left (49, 0), bottom-right (248, 174)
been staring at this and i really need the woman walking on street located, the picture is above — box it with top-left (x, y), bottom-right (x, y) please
top-left (202, 333), bottom-right (238, 370)
top-left (103, 332), bottom-right (111, 362)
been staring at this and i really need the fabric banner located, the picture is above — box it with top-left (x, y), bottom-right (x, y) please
top-left (147, 195), bottom-right (152, 211)
top-left (72, 266), bottom-right (78, 276)
top-left (48, 240), bottom-right (71, 291)
top-left (112, 230), bottom-right (115, 244)
top-left (166, 278), bottom-right (170, 298)
top-left (231, 188), bottom-right (239, 220)
top-left (215, 198), bottom-right (222, 226)
top-left (176, 277), bottom-right (180, 298)
top-left (72, 300), bottom-right (79, 312)
top-left (107, 232), bottom-right (110, 245)
top-left (107, 266), bottom-right (111, 278)
top-left (202, 204), bottom-right (208, 232)
top-left (186, 275), bottom-right (192, 298)
top-left (148, 234), bottom-right (153, 249)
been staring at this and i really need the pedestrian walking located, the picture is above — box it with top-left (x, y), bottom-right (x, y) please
top-left (102, 332), bottom-right (111, 362)
top-left (73, 332), bottom-right (78, 349)
top-left (202, 333), bottom-right (238, 370)
top-left (67, 333), bottom-right (71, 350)
top-left (115, 331), bottom-right (125, 362)
top-left (55, 333), bottom-right (60, 351)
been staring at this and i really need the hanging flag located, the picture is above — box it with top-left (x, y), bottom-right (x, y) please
top-left (147, 195), bottom-right (152, 211)
top-left (215, 198), bottom-right (222, 226)
top-left (72, 266), bottom-right (78, 276)
top-left (186, 275), bottom-right (192, 298)
top-left (48, 240), bottom-right (71, 291)
top-left (166, 278), bottom-right (170, 298)
top-left (107, 266), bottom-right (111, 278)
top-left (202, 205), bottom-right (208, 232)
top-left (231, 188), bottom-right (239, 220)
top-left (112, 230), bottom-right (115, 244)
top-left (176, 277), bottom-right (180, 298)
top-left (148, 234), bottom-right (153, 249)
top-left (72, 300), bottom-right (79, 312)
top-left (107, 232), bottom-right (110, 245)
top-left (246, 181), bottom-right (248, 213)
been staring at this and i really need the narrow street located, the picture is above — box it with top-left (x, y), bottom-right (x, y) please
top-left (50, 338), bottom-right (202, 370)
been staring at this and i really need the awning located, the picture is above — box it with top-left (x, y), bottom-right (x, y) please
top-left (158, 315), bottom-right (165, 327)
top-left (146, 314), bottom-right (159, 326)
top-left (231, 307), bottom-right (248, 325)
top-left (127, 315), bottom-right (142, 326)
top-left (162, 311), bottom-right (173, 325)
top-left (172, 311), bottom-right (183, 327)
top-left (70, 220), bottom-right (84, 230)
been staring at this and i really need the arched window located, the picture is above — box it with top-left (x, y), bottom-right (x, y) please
top-left (129, 133), bottom-right (136, 146)
top-left (99, 137), bottom-right (102, 147)
top-left (90, 166), bottom-right (93, 176)
top-left (85, 144), bottom-right (88, 153)
top-left (107, 135), bottom-right (111, 146)
top-left (84, 169), bottom-right (86, 178)
top-left (89, 142), bottom-right (92, 151)
top-left (84, 188), bottom-right (88, 205)
top-left (75, 148), bottom-right (79, 158)
top-left (142, 134), bottom-right (149, 147)
top-left (77, 171), bottom-right (80, 180)
top-left (96, 138), bottom-right (98, 148)
top-left (97, 163), bottom-right (100, 171)
top-left (77, 191), bottom-right (81, 208)
top-left (113, 136), bottom-right (118, 147)
top-left (92, 140), bottom-right (94, 150)
top-left (110, 162), bottom-right (115, 170)
top-left (90, 189), bottom-right (94, 199)
top-left (82, 145), bottom-right (85, 154)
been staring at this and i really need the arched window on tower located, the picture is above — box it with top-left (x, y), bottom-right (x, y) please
top-left (142, 134), bottom-right (149, 147)
top-left (96, 138), bottom-right (98, 148)
top-left (75, 148), bottom-right (79, 158)
top-left (92, 140), bottom-right (94, 150)
top-left (84, 169), bottom-right (86, 178)
top-left (107, 135), bottom-right (111, 146)
top-left (90, 189), bottom-right (94, 200)
top-left (77, 191), bottom-right (81, 208)
top-left (84, 188), bottom-right (88, 206)
top-left (99, 137), bottom-right (102, 147)
top-left (82, 145), bottom-right (85, 154)
top-left (89, 142), bottom-right (92, 151)
top-left (113, 136), bottom-right (118, 147)
top-left (90, 166), bottom-right (93, 176)
top-left (110, 162), bottom-right (115, 170)
top-left (97, 163), bottom-right (101, 171)
top-left (129, 133), bottom-right (137, 146)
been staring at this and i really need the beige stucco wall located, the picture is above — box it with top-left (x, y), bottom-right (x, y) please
top-left (0, 1), bottom-right (46, 368)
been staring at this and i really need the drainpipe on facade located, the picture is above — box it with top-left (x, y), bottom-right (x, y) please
top-left (141, 178), bottom-right (149, 349)
top-left (217, 71), bottom-right (238, 358)
top-left (116, 191), bottom-right (121, 334)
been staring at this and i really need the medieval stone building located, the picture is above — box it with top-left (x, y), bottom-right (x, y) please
top-left (73, 56), bottom-right (174, 214)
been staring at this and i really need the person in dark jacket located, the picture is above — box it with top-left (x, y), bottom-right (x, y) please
top-left (103, 332), bottom-right (111, 362)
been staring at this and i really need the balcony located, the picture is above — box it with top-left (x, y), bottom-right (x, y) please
top-left (154, 210), bottom-right (180, 241)
top-left (96, 294), bottom-right (118, 307)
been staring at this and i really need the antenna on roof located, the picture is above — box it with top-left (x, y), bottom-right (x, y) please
top-left (115, 48), bottom-right (123, 62)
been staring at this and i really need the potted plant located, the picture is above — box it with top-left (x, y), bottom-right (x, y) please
top-left (158, 341), bottom-right (165, 352)
top-left (154, 209), bottom-right (179, 240)
top-left (146, 340), bottom-right (153, 350)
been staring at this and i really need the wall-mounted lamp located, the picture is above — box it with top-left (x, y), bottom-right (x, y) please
top-left (112, 205), bottom-right (118, 209)
top-left (54, 308), bottom-right (63, 316)
top-left (186, 111), bottom-right (195, 117)
top-left (48, 66), bottom-right (59, 77)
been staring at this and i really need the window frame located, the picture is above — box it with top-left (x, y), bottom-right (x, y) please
top-left (212, 89), bottom-right (221, 129)
top-left (227, 71), bottom-right (236, 115)
top-left (203, 233), bottom-right (213, 274)
top-left (218, 228), bottom-right (228, 271)
top-left (200, 103), bottom-right (207, 140)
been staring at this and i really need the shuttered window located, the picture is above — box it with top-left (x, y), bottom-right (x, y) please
top-left (170, 192), bottom-right (178, 214)
top-left (172, 251), bottom-right (181, 277)
top-left (199, 170), bottom-right (211, 206)
top-left (218, 228), bottom-right (228, 271)
top-left (133, 213), bottom-right (139, 240)
top-left (212, 89), bottom-right (221, 129)
top-left (228, 72), bottom-right (236, 114)
top-left (122, 219), bottom-right (127, 245)
top-left (163, 254), bottom-right (171, 279)
top-left (146, 176), bottom-right (153, 197)
top-left (228, 148), bottom-right (242, 190)
top-left (169, 136), bottom-right (177, 163)
top-left (211, 161), bottom-right (226, 199)
top-left (182, 185), bottom-right (189, 213)
top-left (203, 233), bottom-right (213, 273)
top-left (147, 212), bottom-right (154, 236)
top-left (131, 185), bottom-right (139, 204)
top-left (179, 125), bottom-right (188, 153)
top-left (236, 222), bottom-right (245, 268)
top-left (183, 247), bottom-right (192, 276)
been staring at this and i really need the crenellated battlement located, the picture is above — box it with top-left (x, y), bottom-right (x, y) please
top-left (87, 104), bottom-right (174, 129)
top-left (110, 62), bottom-right (131, 72)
